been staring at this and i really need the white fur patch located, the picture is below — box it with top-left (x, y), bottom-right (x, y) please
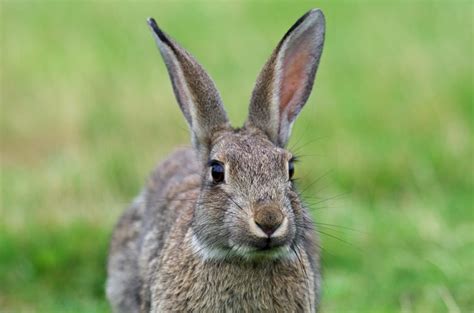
top-left (191, 233), bottom-right (296, 262)
top-left (191, 234), bottom-right (230, 261)
top-left (248, 218), bottom-right (268, 238)
top-left (271, 217), bottom-right (289, 238)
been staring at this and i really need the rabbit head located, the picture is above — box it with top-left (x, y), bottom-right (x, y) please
top-left (147, 9), bottom-right (325, 261)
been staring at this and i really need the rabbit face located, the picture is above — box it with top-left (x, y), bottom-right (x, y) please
top-left (191, 128), bottom-right (305, 261)
top-left (148, 8), bottom-right (325, 261)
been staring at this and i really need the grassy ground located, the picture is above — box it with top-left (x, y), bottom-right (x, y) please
top-left (1, 1), bottom-right (472, 312)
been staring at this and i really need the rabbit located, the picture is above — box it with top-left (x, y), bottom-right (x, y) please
top-left (106, 8), bottom-right (326, 313)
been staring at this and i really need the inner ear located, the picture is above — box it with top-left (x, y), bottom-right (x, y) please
top-left (280, 38), bottom-right (313, 122)
top-left (246, 9), bottom-right (325, 148)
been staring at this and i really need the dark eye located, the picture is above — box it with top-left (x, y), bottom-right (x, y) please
top-left (210, 160), bottom-right (225, 184)
top-left (288, 159), bottom-right (295, 179)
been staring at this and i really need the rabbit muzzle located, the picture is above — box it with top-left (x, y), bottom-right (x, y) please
top-left (247, 203), bottom-right (292, 251)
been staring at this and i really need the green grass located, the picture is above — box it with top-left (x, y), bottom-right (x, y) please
top-left (1, 1), bottom-right (473, 312)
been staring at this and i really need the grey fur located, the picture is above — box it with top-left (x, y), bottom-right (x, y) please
top-left (107, 8), bottom-right (326, 313)
top-left (147, 18), bottom-right (230, 156)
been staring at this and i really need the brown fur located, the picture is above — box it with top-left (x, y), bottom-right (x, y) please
top-left (107, 8), bottom-right (326, 313)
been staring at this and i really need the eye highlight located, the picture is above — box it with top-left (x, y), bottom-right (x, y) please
top-left (209, 160), bottom-right (225, 184)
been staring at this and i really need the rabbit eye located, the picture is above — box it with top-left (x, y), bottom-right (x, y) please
top-left (288, 159), bottom-right (295, 179)
top-left (209, 160), bottom-right (225, 183)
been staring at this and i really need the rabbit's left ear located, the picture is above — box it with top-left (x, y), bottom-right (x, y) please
top-left (246, 9), bottom-right (325, 147)
top-left (147, 18), bottom-right (229, 153)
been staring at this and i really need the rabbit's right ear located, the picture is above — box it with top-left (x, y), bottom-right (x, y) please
top-left (246, 9), bottom-right (325, 147)
top-left (147, 18), bottom-right (230, 152)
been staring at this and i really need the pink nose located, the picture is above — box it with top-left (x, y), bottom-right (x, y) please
top-left (253, 205), bottom-right (284, 236)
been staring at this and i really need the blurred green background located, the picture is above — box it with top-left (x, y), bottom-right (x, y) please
top-left (1, 1), bottom-right (472, 312)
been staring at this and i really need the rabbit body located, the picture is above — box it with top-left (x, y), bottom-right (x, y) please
top-left (107, 8), bottom-right (326, 313)
top-left (108, 146), bottom-right (317, 312)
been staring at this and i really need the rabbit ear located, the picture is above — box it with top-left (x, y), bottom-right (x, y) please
top-left (147, 18), bottom-right (230, 151)
top-left (246, 9), bottom-right (325, 147)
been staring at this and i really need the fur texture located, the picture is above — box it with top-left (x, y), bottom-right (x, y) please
top-left (107, 8), bottom-right (326, 313)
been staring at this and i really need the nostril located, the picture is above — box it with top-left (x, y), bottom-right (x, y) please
top-left (255, 220), bottom-right (282, 236)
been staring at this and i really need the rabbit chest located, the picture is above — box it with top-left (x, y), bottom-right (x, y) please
top-left (148, 226), bottom-right (317, 312)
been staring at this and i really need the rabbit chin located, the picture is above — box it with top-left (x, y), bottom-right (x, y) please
top-left (191, 234), bottom-right (295, 262)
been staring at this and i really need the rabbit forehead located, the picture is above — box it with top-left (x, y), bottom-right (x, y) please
top-left (210, 131), bottom-right (291, 191)
top-left (211, 130), bottom-right (290, 164)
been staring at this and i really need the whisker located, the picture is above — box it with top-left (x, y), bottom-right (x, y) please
top-left (314, 222), bottom-right (365, 234)
top-left (289, 135), bottom-right (329, 156)
top-left (222, 191), bottom-right (245, 212)
top-left (290, 244), bottom-right (309, 288)
top-left (297, 169), bottom-right (333, 195)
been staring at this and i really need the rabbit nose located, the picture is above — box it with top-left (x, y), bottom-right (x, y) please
top-left (255, 220), bottom-right (281, 237)
top-left (253, 205), bottom-right (285, 237)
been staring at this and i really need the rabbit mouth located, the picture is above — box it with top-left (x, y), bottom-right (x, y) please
top-left (191, 233), bottom-right (293, 262)
top-left (233, 244), bottom-right (293, 261)
top-left (227, 237), bottom-right (295, 261)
